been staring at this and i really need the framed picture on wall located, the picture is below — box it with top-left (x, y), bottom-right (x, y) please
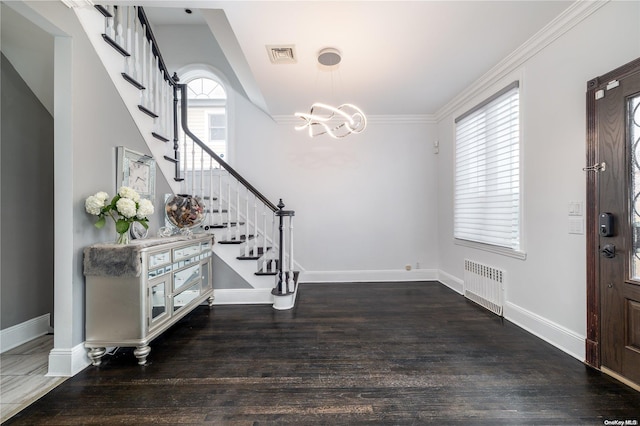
top-left (116, 146), bottom-right (156, 201)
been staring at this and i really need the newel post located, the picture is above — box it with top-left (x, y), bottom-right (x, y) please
top-left (274, 199), bottom-right (295, 296)
top-left (275, 199), bottom-right (286, 295)
top-left (171, 73), bottom-right (182, 181)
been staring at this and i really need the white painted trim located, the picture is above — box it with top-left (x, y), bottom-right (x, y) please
top-left (212, 288), bottom-right (274, 305)
top-left (299, 269), bottom-right (438, 283)
top-left (53, 33), bottom-right (76, 372)
top-left (47, 343), bottom-right (91, 377)
top-left (435, 0), bottom-right (608, 121)
top-left (437, 270), bottom-right (464, 295)
top-left (0, 314), bottom-right (51, 354)
top-left (503, 301), bottom-right (585, 362)
top-left (273, 284), bottom-right (299, 311)
top-left (436, 271), bottom-right (584, 361)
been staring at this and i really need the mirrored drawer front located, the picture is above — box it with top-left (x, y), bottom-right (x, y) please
top-left (149, 251), bottom-right (171, 268)
top-left (173, 244), bottom-right (201, 261)
top-left (172, 282), bottom-right (201, 311)
top-left (173, 264), bottom-right (200, 292)
top-left (148, 264), bottom-right (173, 279)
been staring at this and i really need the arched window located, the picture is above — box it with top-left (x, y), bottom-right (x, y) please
top-left (185, 76), bottom-right (228, 163)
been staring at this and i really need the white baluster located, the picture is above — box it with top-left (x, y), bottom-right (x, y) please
top-left (182, 133), bottom-right (188, 193)
top-left (115, 6), bottom-right (123, 46)
top-left (262, 207), bottom-right (268, 272)
top-left (200, 145), bottom-right (204, 201)
top-left (145, 40), bottom-right (155, 111)
top-left (226, 173), bottom-right (232, 241)
top-left (270, 213), bottom-right (277, 272)
top-left (154, 59), bottom-right (161, 115)
top-left (155, 70), bottom-right (163, 132)
top-left (244, 189), bottom-right (250, 257)
top-left (140, 25), bottom-right (147, 105)
top-left (131, 8), bottom-right (139, 81)
top-left (217, 169), bottom-right (223, 225)
top-left (253, 197), bottom-right (258, 258)
top-left (235, 181), bottom-right (241, 241)
top-left (209, 156), bottom-right (214, 229)
top-left (164, 81), bottom-right (169, 135)
top-left (124, 7), bottom-right (133, 74)
top-left (190, 140), bottom-right (195, 195)
top-left (288, 216), bottom-right (295, 293)
top-left (105, 6), bottom-right (115, 40)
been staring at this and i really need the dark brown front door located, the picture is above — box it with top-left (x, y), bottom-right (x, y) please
top-left (586, 58), bottom-right (640, 388)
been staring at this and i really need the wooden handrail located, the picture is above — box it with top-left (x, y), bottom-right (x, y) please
top-left (137, 7), bottom-right (176, 85)
top-left (177, 84), bottom-right (278, 212)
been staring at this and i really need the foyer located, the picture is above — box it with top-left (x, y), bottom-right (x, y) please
top-left (5, 282), bottom-right (640, 424)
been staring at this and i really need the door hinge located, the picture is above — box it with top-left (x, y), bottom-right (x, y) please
top-left (583, 162), bottom-right (606, 173)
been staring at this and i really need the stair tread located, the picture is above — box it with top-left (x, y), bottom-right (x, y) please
top-left (152, 132), bottom-right (170, 142)
top-left (122, 72), bottom-right (145, 90)
top-left (219, 234), bottom-right (256, 244)
top-left (236, 245), bottom-right (272, 260)
top-left (102, 34), bottom-right (129, 57)
top-left (138, 104), bottom-right (159, 118)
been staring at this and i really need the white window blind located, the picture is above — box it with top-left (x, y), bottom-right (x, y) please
top-left (454, 82), bottom-right (520, 251)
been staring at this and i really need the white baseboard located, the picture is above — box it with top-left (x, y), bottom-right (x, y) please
top-left (299, 269), bottom-right (438, 283)
top-left (0, 314), bottom-right (51, 354)
top-left (47, 343), bottom-right (91, 377)
top-left (437, 270), bottom-right (464, 294)
top-left (503, 301), bottom-right (585, 361)
top-left (212, 288), bottom-right (274, 305)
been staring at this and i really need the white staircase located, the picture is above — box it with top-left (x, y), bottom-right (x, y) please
top-left (73, 4), bottom-right (299, 310)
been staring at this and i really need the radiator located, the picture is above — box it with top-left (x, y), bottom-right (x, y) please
top-left (463, 259), bottom-right (504, 316)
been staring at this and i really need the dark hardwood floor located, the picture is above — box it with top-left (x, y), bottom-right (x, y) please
top-left (5, 282), bottom-right (640, 425)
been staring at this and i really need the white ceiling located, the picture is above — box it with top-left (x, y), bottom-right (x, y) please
top-left (143, 1), bottom-right (574, 117)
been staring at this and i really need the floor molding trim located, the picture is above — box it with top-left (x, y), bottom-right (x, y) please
top-left (437, 270), bottom-right (464, 295)
top-left (47, 343), bottom-right (90, 377)
top-left (212, 288), bottom-right (274, 305)
top-left (299, 269), bottom-right (438, 283)
top-left (503, 301), bottom-right (585, 361)
top-left (601, 367), bottom-right (640, 392)
top-left (0, 314), bottom-right (51, 354)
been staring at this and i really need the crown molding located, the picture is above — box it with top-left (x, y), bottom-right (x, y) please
top-left (273, 114), bottom-right (436, 126)
top-left (435, 0), bottom-right (609, 122)
top-left (60, 0), bottom-right (94, 8)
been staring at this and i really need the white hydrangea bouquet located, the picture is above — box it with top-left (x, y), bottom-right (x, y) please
top-left (85, 186), bottom-right (154, 244)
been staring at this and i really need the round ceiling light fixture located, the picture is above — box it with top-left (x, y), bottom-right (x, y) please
top-left (317, 48), bottom-right (341, 67)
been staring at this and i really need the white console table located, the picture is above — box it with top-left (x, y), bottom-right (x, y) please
top-left (83, 234), bottom-right (214, 365)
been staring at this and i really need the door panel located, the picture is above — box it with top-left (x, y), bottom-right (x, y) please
top-left (596, 69), bottom-right (640, 385)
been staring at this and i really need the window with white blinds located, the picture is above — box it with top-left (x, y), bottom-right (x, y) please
top-left (454, 82), bottom-right (520, 252)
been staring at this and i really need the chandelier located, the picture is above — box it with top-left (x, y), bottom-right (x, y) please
top-left (294, 48), bottom-right (367, 139)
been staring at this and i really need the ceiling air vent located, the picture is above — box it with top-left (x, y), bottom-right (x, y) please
top-left (266, 45), bottom-right (297, 64)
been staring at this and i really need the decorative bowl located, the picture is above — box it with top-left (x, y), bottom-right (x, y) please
top-left (164, 194), bottom-right (206, 229)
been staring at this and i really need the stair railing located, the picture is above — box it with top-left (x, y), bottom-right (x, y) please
top-left (95, 4), bottom-right (296, 297)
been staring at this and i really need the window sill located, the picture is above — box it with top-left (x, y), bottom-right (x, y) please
top-left (454, 239), bottom-right (527, 260)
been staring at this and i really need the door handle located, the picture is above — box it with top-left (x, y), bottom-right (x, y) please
top-left (600, 244), bottom-right (616, 258)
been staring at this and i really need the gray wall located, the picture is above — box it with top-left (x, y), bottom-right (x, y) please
top-left (1, 53), bottom-right (54, 329)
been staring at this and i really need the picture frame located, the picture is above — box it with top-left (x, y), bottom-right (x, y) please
top-left (116, 146), bottom-right (156, 202)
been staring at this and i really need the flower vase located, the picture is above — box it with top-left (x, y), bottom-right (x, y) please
top-left (116, 231), bottom-right (130, 245)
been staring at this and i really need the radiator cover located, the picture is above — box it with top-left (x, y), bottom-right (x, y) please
top-left (463, 259), bottom-right (504, 316)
